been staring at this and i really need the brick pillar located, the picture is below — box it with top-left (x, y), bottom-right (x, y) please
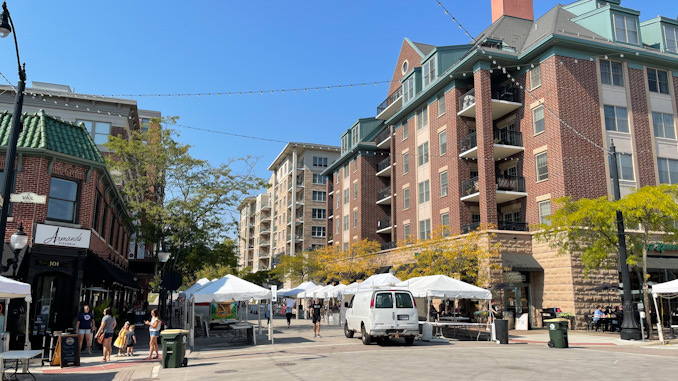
top-left (474, 64), bottom-right (498, 226)
top-left (628, 68), bottom-right (656, 187)
top-left (449, 83), bottom-right (467, 234)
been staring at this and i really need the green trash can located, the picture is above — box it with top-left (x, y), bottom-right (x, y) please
top-left (544, 318), bottom-right (569, 348)
top-left (161, 329), bottom-right (190, 368)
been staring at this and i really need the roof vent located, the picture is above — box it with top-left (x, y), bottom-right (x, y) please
top-left (491, 0), bottom-right (534, 23)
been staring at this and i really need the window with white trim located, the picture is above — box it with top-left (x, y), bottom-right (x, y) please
top-left (538, 200), bottom-right (551, 225)
top-left (344, 189), bottom-right (349, 205)
top-left (312, 157), bottom-right (328, 167)
top-left (77, 120), bottom-right (111, 145)
top-left (353, 210), bottom-right (358, 228)
top-left (529, 65), bottom-right (542, 90)
top-left (440, 171), bottom-right (448, 197)
top-left (423, 58), bottom-right (437, 87)
top-left (533, 105), bottom-right (545, 134)
top-left (652, 112), bottom-right (676, 139)
top-left (344, 164), bottom-right (349, 178)
top-left (311, 226), bottom-right (326, 237)
top-left (402, 153), bottom-right (409, 174)
top-left (648, 68), bottom-right (670, 94)
top-left (352, 126), bottom-right (359, 146)
top-left (419, 219), bottom-right (431, 240)
top-left (312, 191), bottom-right (326, 202)
top-left (665, 25), bottom-right (678, 53)
top-left (403, 76), bottom-right (415, 103)
top-left (614, 14), bottom-right (639, 44)
top-left (610, 153), bottom-right (634, 181)
top-left (437, 93), bottom-right (446, 116)
top-left (604, 105), bottom-right (629, 133)
top-left (404, 224), bottom-right (411, 239)
top-left (402, 121), bottom-right (409, 140)
top-left (353, 182), bottom-right (358, 199)
top-left (416, 105), bottom-right (428, 130)
top-left (439, 131), bottom-right (447, 156)
top-left (418, 180), bottom-right (430, 204)
top-left (417, 142), bottom-right (429, 166)
top-left (312, 174), bottom-right (327, 184)
top-left (403, 187), bottom-right (410, 210)
top-left (658, 157), bottom-right (678, 184)
top-left (336, 218), bottom-right (340, 234)
top-left (600, 60), bottom-right (624, 87)
top-left (536, 152), bottom-right (548, 182)
top-left (441, 212), bottom-right (450, 237)
top-left (312, 208), bottom-right (326, 219)
top-left (343, 215), bottom-right (349, 231)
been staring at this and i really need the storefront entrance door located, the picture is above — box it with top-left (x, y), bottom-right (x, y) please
top-left (34, 273), bottom-right (74, 332)
top-left (503, 283), bottom-right (532, 329)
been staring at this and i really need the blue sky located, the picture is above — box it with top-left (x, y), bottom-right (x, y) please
top-left (0, 0), bottom-right (671, 183)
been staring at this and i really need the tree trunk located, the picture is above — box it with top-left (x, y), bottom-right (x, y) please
top-left (642, 246), bottom-right (653, 340)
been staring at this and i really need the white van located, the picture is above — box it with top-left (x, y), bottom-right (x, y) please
top-left (343, 288), bottom-right (419, 345)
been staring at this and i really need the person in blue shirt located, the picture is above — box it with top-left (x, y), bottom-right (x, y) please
top-left (76, 305), bottom-right (96, 355)
top-left (593, 306), bottom-right (605, 331)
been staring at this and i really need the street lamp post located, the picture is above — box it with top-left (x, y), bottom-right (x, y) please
top-left (0, 222), bottom-right (27, 275)
top-left (0, 1), bottom-right (27, 263)
top-left (158, 251), bottom-right (170, 322)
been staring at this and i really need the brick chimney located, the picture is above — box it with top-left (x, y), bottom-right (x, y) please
top-left (491, 0), bottom-right (534, 23)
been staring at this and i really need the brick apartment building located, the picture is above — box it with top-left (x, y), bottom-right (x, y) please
top-left (0, 110), bottom-right (137, 346)
top-left (238, 143), bottom-right (340, 273)
top-left (323, 0), bottom-right (678, 328)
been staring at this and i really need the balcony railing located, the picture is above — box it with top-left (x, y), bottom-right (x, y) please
top-left (374, 128), bottom-right (391, 145)
top-left (459, 86), bottom-right (521, 112)
top-left (377, 218), bottom-right (391, 230)
top-left (497, 221), bottom-right (528, 231)
top-left (462, 177), bottom-right (480, 196)
top-left (377, 85), bottom-right (402, 115)
top-left (462, 223), bottom-right (480, 234)
top-left (494, 129), bottom-right (522, 146)
top-left (459, 88), bottom-right (476, 111)
top-left (377, 186), bottom-right (391, 200)
top-left (377, 156), bottom-right (391, 172)
top-left (381, 242), bottom-right (397, 250)
top-left (496, 175), bottom-right (526, 192)
top-left (460, 132), bottom-right (477, 153)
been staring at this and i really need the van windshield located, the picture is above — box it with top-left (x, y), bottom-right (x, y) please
top-left (395, 293), bottom-right (413, 308)
top-left (375, 293), bottom-right (393, 308)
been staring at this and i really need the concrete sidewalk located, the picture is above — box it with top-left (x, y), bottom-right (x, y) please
top-left (509, 328), bottom-right (675, 347)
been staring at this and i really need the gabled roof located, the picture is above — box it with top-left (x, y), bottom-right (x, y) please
top-left (409, 40), bottom-right (436, 57)
top-left (0, 110), bottom-right (105, 164)
top-left (522, 6), bottom-right (608, 52)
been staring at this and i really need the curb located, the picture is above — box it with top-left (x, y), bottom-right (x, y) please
top-left (510, 339), bottom-right (616, 346)
top-left (42, 358), bottom-right (161, 374)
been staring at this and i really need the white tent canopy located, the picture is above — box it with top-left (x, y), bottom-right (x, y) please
top-left (652, 279), bottom-right (678, 296)
top-left (191, 274), bottom-right (272, 303)
top-left (183, 278), bottom-right (211, 296)
top-left (0, 275), bottom-right (31, 299)
top-left (327, 284), bottom-right (347, 298)
top-left (343, 273), bottom-right (401, 295)
top-left (395, 275), bottom-right (492, 300)
top-left (297, 285), bottom-right (325, 299)
top-left (281, 281), bottom-right (318, 297)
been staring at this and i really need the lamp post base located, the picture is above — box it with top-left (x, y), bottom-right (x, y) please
top-left (620, 328), bottom-right (642, 340)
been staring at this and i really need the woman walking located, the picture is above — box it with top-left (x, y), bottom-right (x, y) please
top-left (95, 307), bottom-right (116, 362)
top-left (144, 309), bottom-right (161, 360)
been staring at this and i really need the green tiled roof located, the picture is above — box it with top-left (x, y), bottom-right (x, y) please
top-left (0, 110), bottom-right (105, 163)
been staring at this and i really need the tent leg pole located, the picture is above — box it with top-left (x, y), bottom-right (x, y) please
top-left (24, 301), bottom-right (30, 350)
top-left (653, 294), bottom-right (663, 345)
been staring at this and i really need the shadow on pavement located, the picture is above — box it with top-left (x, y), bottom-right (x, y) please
top-left (36, 372), bottom-right (118, 380)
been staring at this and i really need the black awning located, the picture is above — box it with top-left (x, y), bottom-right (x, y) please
top-left (646, 256), bottom-right (678, 271)
top-left (502, 253), bottom-right (543, 272)
top-left (84, 253), bottom-right (140, 289)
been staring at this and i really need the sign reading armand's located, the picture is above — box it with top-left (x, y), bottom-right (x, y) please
top-left (34, 224), bottom-right (91, 249)
top-left (647, 243), bottom-right (678, 254)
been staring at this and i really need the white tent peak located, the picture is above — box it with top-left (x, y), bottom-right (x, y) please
top-left (191, 274), bottom-right (271, 303)
top-left (343, 273), bottom-right (401, 295)
top-left (395, 275), bottom-right (492, 300)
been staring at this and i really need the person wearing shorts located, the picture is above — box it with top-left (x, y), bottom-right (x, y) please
top-left (311, 298), bottom-right (323, 338)
top-left (284, 298), bottom-right (295, 328)
top-left (76, 305), bottom-right (95, 355)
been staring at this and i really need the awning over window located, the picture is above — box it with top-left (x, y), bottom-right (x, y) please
top-left (646, 256), bottom-right (678, 271)
top-left (502, 253), bottom-right (543, 272)
top-left (84, 252), bottom-right (139, 288)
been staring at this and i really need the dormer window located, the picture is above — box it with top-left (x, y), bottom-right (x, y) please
top-left (664, 25), bottom-right (678, 53)
top-left (423, 58), bottom-right (437, 87)
top-left (614, 14), bottom-right (639, 45)
top-left (403, 76), bottom-right (415, 103)
top-left (351, 126), bottom-right (359, 145)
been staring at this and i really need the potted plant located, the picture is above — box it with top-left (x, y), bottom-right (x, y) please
top-left (557, 312), bottom-right (575, 329)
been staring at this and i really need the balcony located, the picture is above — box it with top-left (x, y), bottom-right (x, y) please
top-left (381, 242), bottom-right (397, 250)
top-left (295, 199), bottom-right (304, 209)
top-left (462, 223), bottom-right (481, 234)
top-left (328, 235), bottom-right (333, 244)
top-left (259, 239), bottom-right (271, 247)
top-left (376, 186), bottom-right (392, 205)
top-left (461, 176), bottom-right (527, 203)
top-left (295, 217), bottom-right (303, 225)
top-left (459, 129), bottom-right (524, 160)
top-left (376, 218), bottom-right (392, 234)
top-left (260, 228), bottom-right (271, 235)
top-left (457, 87), bottom-right (522, 121)
top-left (260, 202), bottom-right (271, 211)
top-left (376, 85), bottom-right (402, 121)
top-left (375, 128), bottom-right (392, 149)
top-left (259, 252), bottom-right (271, 260)
top-left (376, 156), bottom-right (391, 177)
top-left (260, 215), bottom-right (271, 223)
top-left (497, 221), bottom-right (528, 232)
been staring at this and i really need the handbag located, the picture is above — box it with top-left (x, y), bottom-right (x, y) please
top-left (96, 333), bottom-right (104, 344)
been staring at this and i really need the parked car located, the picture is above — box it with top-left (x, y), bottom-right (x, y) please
top-left (343, 288), bottom-right (418, 345)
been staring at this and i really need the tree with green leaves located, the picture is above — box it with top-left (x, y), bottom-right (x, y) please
top-left (317, 240), bottom-right (380, 284)
top-left (106, 117), bottom-right (266, 279)
top-left (271, 250), bottom-right (321, 284)
top-left (538, 185), bottom-right (678, 340)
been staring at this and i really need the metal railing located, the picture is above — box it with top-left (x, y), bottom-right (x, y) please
top-left (496, 175), bottom-right (526, 192)
top-left (381, 242), bottom-right (397, 250)
top-left (377, 218), bottom-right (391, 230)
top-left (497, 221), bottom-right (528, 231)
top-left (462, 223), bottom-right (480, 234)
top-left (374, 128), bottom-right (391, 145)
top-left (458, 86), bottom-right (520, 112)
top-left (460, 131), bottom-right (477, 153)
top-left (377, 156), bottom-right (391, 172)
top-left (377, 85), bottom-right (403, 115)
top-left (459, 88), bottom-right (476, 111)
top-left (462, 177), bottom-right (480, 196)
top-left (377, 186), bottom-right (391, 200)
top-left (494, 129), bottom-right (523, 146)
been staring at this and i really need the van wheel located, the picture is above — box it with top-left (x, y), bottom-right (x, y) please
top-left (344, 323), bottom-right (354, 338)
top-left (404, 337), bottom-right (415, 346)
top-left (361, 324), bottom-right (371, 345)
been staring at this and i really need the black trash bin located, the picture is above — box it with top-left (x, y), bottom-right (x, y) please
top-left (494, 319), bottom-right (509, 344)
top-left (544, 318), bottom-right (569, 348)
top-left (160, 329), bottom-right (189, 368)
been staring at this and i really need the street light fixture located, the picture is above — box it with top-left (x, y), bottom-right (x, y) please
top-left (1, 222), bottom-right (27, 276)
top-left (0, 1), bottom-right (27, 272)
top-left (158, 251), bottom-right (171, 263)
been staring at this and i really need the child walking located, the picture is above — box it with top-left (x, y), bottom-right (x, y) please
top-left (125, 325), bottom-right (137, 356)
top-left (114, 322), bottom-right (130, 357)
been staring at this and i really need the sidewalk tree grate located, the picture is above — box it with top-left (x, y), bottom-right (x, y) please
top-left (275, 362), bottom-right (297, 367)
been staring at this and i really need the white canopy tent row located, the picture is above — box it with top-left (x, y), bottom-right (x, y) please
top-left (652, 279), bottom-right (678, 344)
top-left (0, 275), bottom-right (32, 350)
top-left (280, 281), bottom-right (318, 320)
top-left (342, 273), bottom-right (401, 296)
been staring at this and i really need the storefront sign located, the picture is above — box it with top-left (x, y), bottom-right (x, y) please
top-left (10, 192), bottom-right (47, 204)
top-left (34, 224), bottom-right (91, 249)
top-left (647, 242), bottom-right (678, 253)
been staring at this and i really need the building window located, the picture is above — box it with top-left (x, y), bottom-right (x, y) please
top-left (600, 60), bottom-right (624, 87)
top-left (344, 189), bottom-right (349, 204)
top-left (77, 120), bottom-right (111, 145)
top-left (312, 208), bottom-right (326, 219)
top-left (343, 243), bottom-right (349, 251)
top-left (418, 180), bottom-right (430, 204)
top-left (665, 25), bottom-right (678, 53)
top-left (403, 76), bottom-right (415, 103)
top-left (530, 65), bottom-right (542, 90)
top-left (402, 121), bottom-right (408, 140)
top-left (402, 153), bottom-right (410, 174)
top-left (312, 191), bottom-right (326, 202)
top-left (439, 131), bottom-right (447, 156)
top-left (336, 193), bottom-right (340, 208)
top-left (536, 152), bottom-right (548, 182)
top-left (648, 68), bottom-right (670, 94)
top-left (353, 159), bottom-right (357, 173)
top-left (343, 215), bottom-right (349, 231)
top-left (352, 126), bottom-right (359, 146)
top-left (658, 158), bottom-right (678, 184)
top-left (437, 93), bottom-right (446, 116)
top-left (423, 58), bottom-right (437, 87)
top-left (416, 105), bottom-right (428, 130)
top-left (652, 112), bottom-right (676, 139)
top-left (353, 210), bottom-right (358, 228)
top-left (336, 218), bottom-right (340, 234)
top-left (312, 226), bottom-right (326, 238)
top-left (538, 200), bottom-right (551, 225)
top-left (341, 135), bottom-right (349, 153)
top-left (419, 219), bottom-right (431, 240)
top-left (613, 14), bottom-right (638, 44)
top-left (353, 183), bottom-right (358, 199)
top-left (47, 177), bottom-right (79, 223)
top-left (604, 105), bottom-right (629, 133)
top-left (417, 142), bottom-right (429, 166)
top-left (611, 153), bottom-right (634, 181)
top-left (312, 174), bottom-right (327, 184)
top-left (403, 187), bottom-right (410, 210)
top-left (343, 165), bottom-right (349, 179)
top-left (404, 224), bottom-right (411, 239)
top-left (440, 171), bottom-right (448, 197)
top-left (441, 212), bottom-right (450, 236)
top-left (313, 157), bottom-right (328, 167)
top-left (93, 190), bottom-right (102, 232)
top-left (533, 105), bottom-right (545, 134)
